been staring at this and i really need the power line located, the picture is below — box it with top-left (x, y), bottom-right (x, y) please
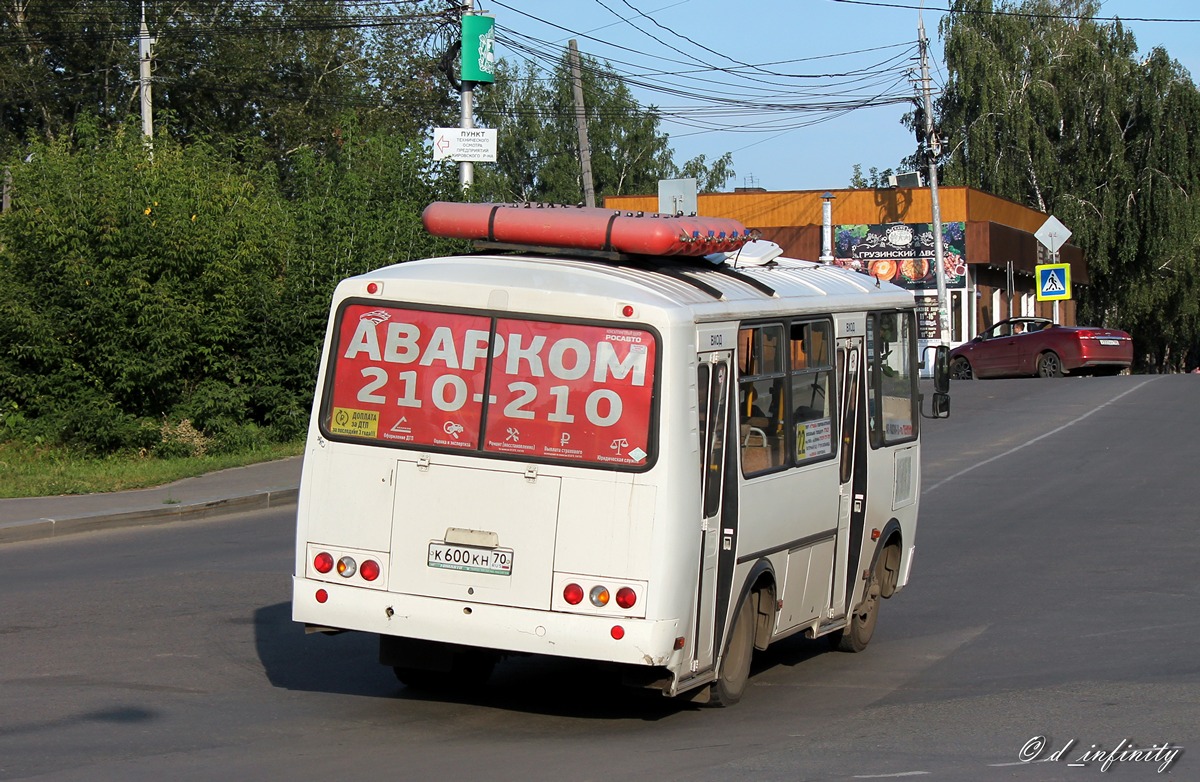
top-left (830, 0), bottom-right (1200, 23)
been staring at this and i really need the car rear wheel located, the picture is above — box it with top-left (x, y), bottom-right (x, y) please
top-left (950, 356), bottom-right (974, 380)
top-left (1037, 351), bottom-right (1064, 378)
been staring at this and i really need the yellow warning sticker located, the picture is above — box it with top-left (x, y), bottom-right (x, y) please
top-left (330, 407), bottom-right (379, 438)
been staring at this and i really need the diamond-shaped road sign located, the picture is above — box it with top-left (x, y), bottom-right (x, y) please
top-left (1035, 215), bottom-right (1072, 255)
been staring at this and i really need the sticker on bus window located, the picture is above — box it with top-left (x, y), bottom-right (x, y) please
top-left (796, 418), bottom-right (833, 460)
top-left (323, 304), bottom-right (657, 467)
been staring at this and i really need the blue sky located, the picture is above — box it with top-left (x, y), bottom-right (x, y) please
top-left (487, 0), bottom-right (1200, 192)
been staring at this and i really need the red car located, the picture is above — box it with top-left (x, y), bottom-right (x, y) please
top-left (949, 317), bottom-right (1133, 379)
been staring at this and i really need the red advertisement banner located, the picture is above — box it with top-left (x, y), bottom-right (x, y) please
top-left (324, 304), bottom-right (656, 467)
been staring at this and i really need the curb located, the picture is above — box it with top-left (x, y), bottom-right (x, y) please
top-left (0, 487), bottom-right (298, 545)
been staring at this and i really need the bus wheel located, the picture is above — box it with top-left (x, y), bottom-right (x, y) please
top-left (710, 593), bottom-right (755, 707)
top-left (836, 556), bottom-right (884, 653)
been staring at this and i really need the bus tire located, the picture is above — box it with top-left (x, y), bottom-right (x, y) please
top-left (709, 593), bottom-right (756, 707)
top-left (835, 554), bottom-right (884, 653)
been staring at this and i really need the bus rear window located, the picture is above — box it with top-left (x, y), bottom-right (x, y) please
top-left (321, 303), bottom-right (658, 468)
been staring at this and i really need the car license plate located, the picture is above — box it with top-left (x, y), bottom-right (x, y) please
top-left (1099, 338), bottom-right (1120, 346)
top-left (428, 542), bottom-right (513, 576)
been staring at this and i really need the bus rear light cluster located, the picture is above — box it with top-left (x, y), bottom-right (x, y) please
top-left (307, 546), bottom-right (386, 589)
top-left (560, 579), bottom-right (641, 613)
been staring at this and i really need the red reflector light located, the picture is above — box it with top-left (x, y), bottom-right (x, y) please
top-left (563, 583), bottom-right (584, 605)
top-left (615, 587), bottom-right (637, 609)
top-left (366, 282), bottom-right (380, 294)
top-left (611, 625), bottom-right (625, 640)
top-left (313, 552), bottom-right (334, 573)
top-left (622, 305), bottom-right (634, 317)
top-left (316, 589), bottom-right (328, 604)
top-left (360, 559), bottom-right (381, 581)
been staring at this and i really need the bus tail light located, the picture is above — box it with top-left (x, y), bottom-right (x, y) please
top-left (615, 587), bottom-right (637, 609)
top-left (589, 586), bottom-right (611, 607)
top-left (563, 583), bottom-right (584, 605)
top-left (306, 545), bottom-right (387, 589)
top-left (611, 625), bottom-right (625, 640)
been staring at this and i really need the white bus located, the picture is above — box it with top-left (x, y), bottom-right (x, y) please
top-left (293, 203), bottom-right (950, 705)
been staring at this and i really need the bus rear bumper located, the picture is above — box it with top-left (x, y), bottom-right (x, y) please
top-left (293, 577), bottom-right (684, 667)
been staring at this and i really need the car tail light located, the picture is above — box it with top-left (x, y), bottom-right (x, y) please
top-left (313, 552), bottom-right (334, 573)
top-left (563, 583), bottom-right (584, 605)
top-left (359, 559), bottom-right (381, 582)
top-left (615, 587), bottom-right (637, 609)
top-left (336, 556), bottom-right (357, 578)
top-left (589, 585), bottom-right (610, 607)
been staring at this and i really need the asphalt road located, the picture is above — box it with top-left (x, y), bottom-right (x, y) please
top-left (1, 375), bottom-right (1196, 781)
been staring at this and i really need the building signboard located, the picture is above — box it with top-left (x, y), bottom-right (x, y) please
top-left (834, 221), bottom-right (967, 290)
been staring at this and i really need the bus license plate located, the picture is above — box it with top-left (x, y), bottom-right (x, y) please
top-left (1099, 338), bottom-right (1120, 346)
top-left (428, 542), bottom-right (514, 576)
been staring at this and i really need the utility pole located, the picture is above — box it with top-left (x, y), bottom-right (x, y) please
top-left (459, 0), bottom-right (476, 189)
top-left (139, 2), bottom-right (155, 146)
top-left (918, 16), bottom-right (949, 345)
top-left (568, 40), bottom-right (596, 208)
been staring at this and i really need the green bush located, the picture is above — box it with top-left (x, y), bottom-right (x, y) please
top-left (0, 118), bottom-right (460, 456)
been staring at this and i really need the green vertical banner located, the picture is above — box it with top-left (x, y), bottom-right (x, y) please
top-left (461, 14), bottom-right (495, 83)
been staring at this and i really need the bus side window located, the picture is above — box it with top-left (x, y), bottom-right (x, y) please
top-left (790, 320), bottom-right (837, 465)
top-left (867, 311), bottom-right (919, 447)
top-left (738, 325), bottom-right (786, 475)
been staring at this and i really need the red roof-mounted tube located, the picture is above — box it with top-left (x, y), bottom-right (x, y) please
top-left (421, 202), bottom-right (752, 257)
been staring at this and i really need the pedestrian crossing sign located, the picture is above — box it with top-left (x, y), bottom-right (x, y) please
top-left (1036, 263), bottom-right (1072, 301)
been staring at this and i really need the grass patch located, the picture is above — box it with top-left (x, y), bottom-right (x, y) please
top-left (0, 439), bottom-right (304, 499)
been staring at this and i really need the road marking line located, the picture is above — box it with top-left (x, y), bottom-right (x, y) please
top-left (853, 773), bottom-right (930, 779)
top-left (924, 378), bottom-right (1157, 494)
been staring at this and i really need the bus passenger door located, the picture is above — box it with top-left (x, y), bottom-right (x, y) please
top-left (693, 351), bottom-right (730, 672)
top-left (831, 337), bottom-right (864, 618)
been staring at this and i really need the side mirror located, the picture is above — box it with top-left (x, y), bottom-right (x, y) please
top-left (931, 392), bottom-right (950, 418)
top-left (919, 345), bottom-right (951, 420)
top-left (933, 345), bottom-right (950, 394)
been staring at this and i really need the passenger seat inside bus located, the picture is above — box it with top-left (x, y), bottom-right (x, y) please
top-left (741, 386), bottom-right (784, 474)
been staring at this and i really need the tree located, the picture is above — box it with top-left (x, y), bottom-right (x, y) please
top-left (0, 0), bottom-right (139, 156)
top-left (937, 0), bottom-right (1200, 371)
top-left (679, 152), bottom-right (735, 193)
top-left (0, 1), bottom-right (456, 162)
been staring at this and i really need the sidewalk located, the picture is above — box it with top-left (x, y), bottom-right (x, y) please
top-left (0, 456), bottom-right (303, 544)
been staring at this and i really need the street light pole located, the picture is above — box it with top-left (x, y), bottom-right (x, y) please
top-left (459, 0), bottom-right (475, 190)
top-left (919, 16), bottom-right (949, 345)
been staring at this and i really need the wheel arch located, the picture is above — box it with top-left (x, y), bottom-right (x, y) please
top-left (730, 558), bottom-right (776, 653)
top-left (869, 519), bottom-right (905, 599)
